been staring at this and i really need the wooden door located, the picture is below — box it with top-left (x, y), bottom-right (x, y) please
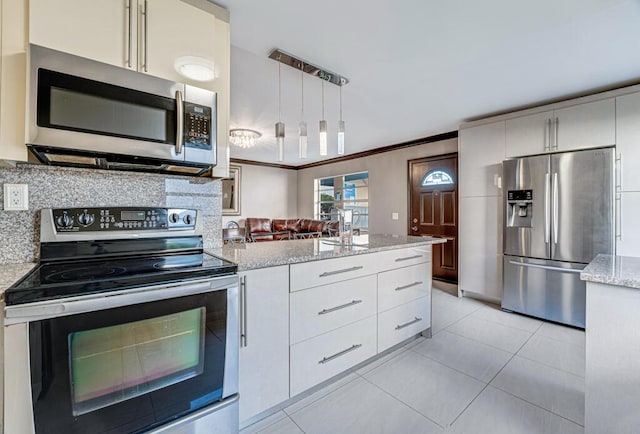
top-left (409, 155), bottom-right (458, 283)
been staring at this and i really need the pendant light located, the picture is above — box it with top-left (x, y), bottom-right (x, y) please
top-left (319, 78), bottom-right (328, 156)
top-left (337, 80), bottom-right (345, 155)
top-left (299, 62), bottom-right (308, 159)
top-left (275, 60), bottom-right (285, 162)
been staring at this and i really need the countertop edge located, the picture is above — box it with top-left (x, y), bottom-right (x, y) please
top-left (0, 263), bottom-right (38, 297)
top-left (213, 235), bottom-right (444, 272)
top-left (581, 254), bottom-right (640, 289)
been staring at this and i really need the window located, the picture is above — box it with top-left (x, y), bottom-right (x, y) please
top-left (422, 169), bottom-right (454, 186)
top-left (315, 172), bottom-right (368, 232)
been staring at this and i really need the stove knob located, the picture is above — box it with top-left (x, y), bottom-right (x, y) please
top-left (78, 212), bottom-right (95, 226)
top-left (183, 214), bottom-right (194, 225)
top-left (169, 213), bottom-right (180, 223)
top-left (57, 214), bottom-right (73, 228)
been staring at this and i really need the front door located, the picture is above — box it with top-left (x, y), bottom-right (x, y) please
top-left (409, 154), bottom-right (458, 283)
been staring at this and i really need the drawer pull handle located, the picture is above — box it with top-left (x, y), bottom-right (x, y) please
top-left (395, 255), bottom-right (422, 262)
top-left (395, 281), bottom-right (423, 291)
top-left (318, 299), bottom-right (363, 315)
top-left (319, 266), bottom-right (363, 277)
top-left (395, 317), bottom-right (422, 330)
top-left (318, 344), bottom-right (362, 364)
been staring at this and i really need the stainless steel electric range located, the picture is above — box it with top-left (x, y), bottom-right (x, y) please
top-left (4, 207), bottom-right (239, 434)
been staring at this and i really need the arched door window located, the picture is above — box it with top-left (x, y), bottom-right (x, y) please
top-left (421, 169), bottom-right (455, 186)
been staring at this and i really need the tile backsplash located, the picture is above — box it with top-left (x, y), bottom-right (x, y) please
top-left (0, 164), bottom-right (222, 264)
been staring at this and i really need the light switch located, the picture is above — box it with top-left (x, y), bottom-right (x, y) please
top-left (392, 212), bottom-right (399, 220)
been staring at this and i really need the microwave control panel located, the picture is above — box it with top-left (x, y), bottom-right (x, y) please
top-left (51, 207), bottom-right (197, 232)
top-left (184, 102), bottom-right (213, 150)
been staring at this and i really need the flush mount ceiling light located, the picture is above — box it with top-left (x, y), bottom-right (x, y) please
top-left (174, 56), bottom-right (216, 82)
top-left (229, 129), bottom-right (262, 148)
top-left (269, 49), bottom-right (349, 160)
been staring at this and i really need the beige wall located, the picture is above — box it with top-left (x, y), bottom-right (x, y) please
top-left (297, 138), bottom-right (458, 235)
top-left (222, 163), bottom-right (298, 227)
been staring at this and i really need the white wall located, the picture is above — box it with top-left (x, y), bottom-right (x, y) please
top-left (222, 163), bottom-right (298, 227)
top-left (296, 138), bottom-right (458, 235)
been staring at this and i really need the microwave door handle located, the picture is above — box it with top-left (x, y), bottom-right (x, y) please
top-left (176, 90), bottom-right (184, 155)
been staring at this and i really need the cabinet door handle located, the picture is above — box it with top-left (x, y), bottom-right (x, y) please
top-left (240, 276), bottom-right (247, 347)
top-left (545, 118), bottom-right (551, 151)
top-left (319, 266), bottom-right (363, 277)
top-left (395, 255), bottom-right (422, 262)
top-left (616, 154), bottom-right (622, 193)
top-left (143, 0), bottom-right (149, 72)
top-left (554, 117), bottom-right (559, 150)
top-left (318, 299), bottom-right (362, 315)
top-left (395, 317), bottom-right (422, 330)
top-left (395, 281), bottom-right (423, 291)
top-left (175, 90), bottom-right (184, 155)
top-left (125, 0), bottom-right (133, 68)
top-left (616, 193), bottom-right (622, 241)
top-left (318, 344), bottom-right (362, 364)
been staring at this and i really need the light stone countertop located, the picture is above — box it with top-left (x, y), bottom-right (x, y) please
top-left (581, 254), bottom-right (640, 289)
top-left (0, 263), bottom-right (37, 297)
top-left (211, 234), bottom-right (446, 271)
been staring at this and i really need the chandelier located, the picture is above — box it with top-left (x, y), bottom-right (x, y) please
top-left (229, 129), bottom-right (262, 149)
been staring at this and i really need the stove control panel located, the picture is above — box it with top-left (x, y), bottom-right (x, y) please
top-left (51, 207), bottom-right (197, 232)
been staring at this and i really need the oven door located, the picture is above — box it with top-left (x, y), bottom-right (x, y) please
top-left (4, 276), bottom-right (238, 434)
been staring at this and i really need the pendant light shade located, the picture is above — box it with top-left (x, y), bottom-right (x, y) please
top-left (299, 63), bottom-right (308, 159)
top-left (319, 79), bottom-right (327, 156)
top-left (275, 61), bottom-right (285, 162)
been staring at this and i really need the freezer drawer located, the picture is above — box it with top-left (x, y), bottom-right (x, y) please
top-left (502, 255), bottom-right (586, 328)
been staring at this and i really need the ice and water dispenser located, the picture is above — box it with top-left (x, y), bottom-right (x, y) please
top-left (506, 190), bottom-right (533, 228)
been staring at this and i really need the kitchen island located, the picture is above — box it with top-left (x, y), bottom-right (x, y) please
top-left (214, 234), bottom-right (446, 425)
top-left (581, 254), bottom-right (640, 434)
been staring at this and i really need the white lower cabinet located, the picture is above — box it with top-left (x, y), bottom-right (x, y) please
top-left (290, 316), bottom-right (377, 396)
top-left (378, 297), bottom-right (430, 352)
top-left (289, 275), bottom-right (377, 345)
top-left (378, 263), bottom-right (431, 312)
top-left (238, 266), bottom-right (289, 423)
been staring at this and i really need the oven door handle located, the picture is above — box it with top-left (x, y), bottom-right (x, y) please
top-left (4, 276), bottom-right (236, 325)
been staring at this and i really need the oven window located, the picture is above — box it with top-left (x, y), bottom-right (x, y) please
top-left (69, 307), bottom-right (205, 416)
top-left (50, 87), bottom-right (168, 142)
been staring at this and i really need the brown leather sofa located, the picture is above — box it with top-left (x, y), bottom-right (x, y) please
top-left (245, 218), bottom-right (338, 242)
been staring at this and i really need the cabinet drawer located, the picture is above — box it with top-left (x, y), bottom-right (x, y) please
top-left (290, 275), bottom-right (377, 345)
top-left (290, 316), bottom-right (377, 396)
top-left (378, 264), bottom-right (431, 312)
top-left (372, 246), bottom-right (432, 273)
top-left (378, 297), bottom-right (430, 352)
top-left (290, 254), bottom-right (377, 292)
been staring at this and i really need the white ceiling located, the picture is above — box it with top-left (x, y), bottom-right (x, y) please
top-left (216, 0), bottom-right (640, 166)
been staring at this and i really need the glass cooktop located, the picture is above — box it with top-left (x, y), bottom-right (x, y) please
top-left (5, 252), bottom-right (237, 306)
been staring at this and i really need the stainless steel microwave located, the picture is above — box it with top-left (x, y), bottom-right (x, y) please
top-left (27, 45), bottom-right (217, 176)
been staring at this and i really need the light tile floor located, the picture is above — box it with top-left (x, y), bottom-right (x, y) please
top-left (241, 288), bottom-right (586, 434)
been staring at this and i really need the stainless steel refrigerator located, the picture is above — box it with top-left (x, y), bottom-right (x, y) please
top-left (502, 148), bottom-right (614, 328)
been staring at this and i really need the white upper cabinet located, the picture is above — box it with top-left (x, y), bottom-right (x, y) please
top-left (29, 0), bottom-right (220, 86)
top-left (616, 92), bottom-right (640, 192)
top-left (505, 110), bottom-right (553, 158)
top-left (30, 0), bottom-right (133, 70)
top-left (459, 121), bottom-right (506, 197)
top-left (554, 98), bottom-right (615, 152)
top-left (505, 99), bottom-right (615, 158)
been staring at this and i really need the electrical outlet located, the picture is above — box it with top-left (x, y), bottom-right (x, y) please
top-left (4, 184), bottom-right (29, 211)
top-left (392, 212), bottom-right (399, 220)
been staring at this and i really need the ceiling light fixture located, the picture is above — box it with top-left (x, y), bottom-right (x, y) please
top-left (174, 56), bottom-right (216, 82)
top-left (319, 78), bottom-right (327, 156)
top-left (269, 49), bottom-right (349, 159)
top-left (275, 59), bottom-right (285, 162)
top-left (299, 62), bottom-right (308, 159)
top-left (229, 129), bottom-right (262, 148)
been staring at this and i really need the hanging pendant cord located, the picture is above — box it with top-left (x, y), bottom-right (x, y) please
top-left (278, 61), bottom-right (282, 122)
top-left (321, 78), bottom-right (325, 118)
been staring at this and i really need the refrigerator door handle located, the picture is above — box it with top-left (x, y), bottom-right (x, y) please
top-left (545, 173), bottom-right (551, 244)
top-left (552, 172), bottom-right (559, 244)
top-left (508, 260), bottom-right (582, 274)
